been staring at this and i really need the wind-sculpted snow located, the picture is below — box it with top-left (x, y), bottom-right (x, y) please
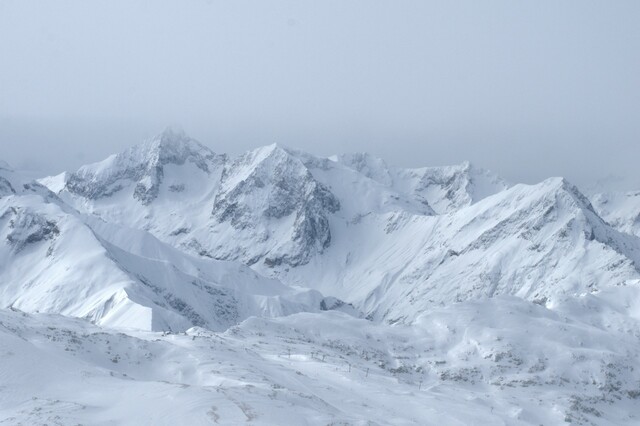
top-left (2, 288), bottom-right (640, 425)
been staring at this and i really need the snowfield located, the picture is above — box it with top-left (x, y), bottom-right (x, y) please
top-left (2, 129), bottom-right (640, 425)
top-left (2, 290), bottom-right (640, 425)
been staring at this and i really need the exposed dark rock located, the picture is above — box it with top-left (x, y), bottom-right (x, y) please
top-left (212, 146), bottom-right (340, 267)
top-left (5, 208), bottom-right (60, 252)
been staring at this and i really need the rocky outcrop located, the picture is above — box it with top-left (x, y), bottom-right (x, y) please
top-left (3, 207), bottom-right (59, 252)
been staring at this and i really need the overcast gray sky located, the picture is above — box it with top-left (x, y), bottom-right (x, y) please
top-left (1, 1), bottom-right (639, 189)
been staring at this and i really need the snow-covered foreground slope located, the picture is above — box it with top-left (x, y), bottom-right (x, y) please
top-left (2, 287), bottom-right (640, 425)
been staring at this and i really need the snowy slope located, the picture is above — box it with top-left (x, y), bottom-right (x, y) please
top-left (2, 285), bottom-right (640, 425)
top-left (335, 154), bottom-right (509, 214)
top-left (591, 190), bottom-right (640, 237)
top-left (278, 177), bottom-right (640, 322)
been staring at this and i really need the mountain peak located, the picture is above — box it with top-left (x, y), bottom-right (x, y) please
top-left (212, 142), bottom-right (341, 267)
top-left (554, 177), bottom-right (603, 219)
top-left (139, 128), bottom-right (215, 167)
top-left (64, 128), bottom-right (223, 204)
top-left (252, 142), bottom-right (295, 161)
top-left (224, 143), bottom-right (303, 187)
top-left (148, 127), bottom-right (198, 154)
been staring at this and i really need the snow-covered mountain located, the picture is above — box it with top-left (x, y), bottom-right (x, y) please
top-left (3, 128), bottom-right (640, 424)
top-left (64, 128), bottom-right (226, 205)
top-left (50, 130), bottom-right (342, 268)
top-left (0, 161), bottom-right (336, 332)
top-left (45, 129), bottom-right (640, 324)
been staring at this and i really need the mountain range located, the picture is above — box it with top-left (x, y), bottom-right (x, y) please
top-left (2, 128), bottom-right (640, 425)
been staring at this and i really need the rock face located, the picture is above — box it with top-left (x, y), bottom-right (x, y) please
top-left (4, 207), bottom-right (60, 252)
top-left (212, 145), bottom-right (340, 266)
